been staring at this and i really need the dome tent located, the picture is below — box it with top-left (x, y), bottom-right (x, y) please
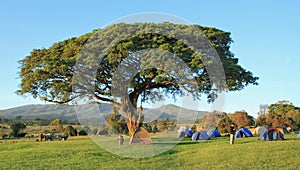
top-left (177, 126), bottom-right (193, 138)
top-left (207, 129), bottom-right (221, 138)
top-left (259, 128), bottom-right (284, 141)
top-left (254, 126), bottom-right (267, 137)
top-left (235, 127), bottom-right (253, 138)
top-left (131, 127), bottom-right (152, 144)
top-left (191, 131), bottom-right (210, 141)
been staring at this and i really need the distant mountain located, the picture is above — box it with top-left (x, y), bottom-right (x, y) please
top-left (0, 104), bottom-right (78, 120)
top-left (0, 104), bottom-right (209, 122)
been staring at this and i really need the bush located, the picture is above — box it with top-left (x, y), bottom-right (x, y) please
top-left (98, 128), bottom-right (108, 135)
top-left (78, 129), bottom-right (88, 136)
top-left (64, 126), bottom-right (77, 136)
top-left (10, 122), bottom-right (26, 137)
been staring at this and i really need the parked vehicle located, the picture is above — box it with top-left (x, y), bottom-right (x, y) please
top-left (43, 133), bottom-right (68, 141)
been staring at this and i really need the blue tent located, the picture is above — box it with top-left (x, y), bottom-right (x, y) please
top-left (186, 130), bottom-right (193, 137)
top-left (207, 129), bottom-right (221, 138)
top-left (235, 128), bottom-right (253, 138)
top-left (177, 129), bottom-right (193, 138)
top-left (191, 131), bottom-right (210, 141)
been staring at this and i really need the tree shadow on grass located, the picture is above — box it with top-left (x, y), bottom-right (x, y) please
top-left (152, 141), bottom-right (204, 146)
top-left (159, 149), bottom-right (178, 156)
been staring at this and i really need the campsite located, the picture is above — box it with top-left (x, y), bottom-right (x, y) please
top-left (0, 133), bottom-right (299, 169)
top-left (1, 1), bottom-right (300, 169)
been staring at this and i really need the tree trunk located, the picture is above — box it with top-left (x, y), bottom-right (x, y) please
top-left (120, 96), bottom-right (144, 144)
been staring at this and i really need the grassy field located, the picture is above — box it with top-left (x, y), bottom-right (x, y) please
top-left (0, 134), bottom-right (299, 170)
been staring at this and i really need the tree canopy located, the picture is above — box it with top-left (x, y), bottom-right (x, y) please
top-left (255, 101), bottom-right (300, 130)
top-left (17, 22), bottom-right (258, 138)
top-left (10, 122), bottom-right (26, 137)
top-left (228, 111), bottom-right (254, 128)
top-left (266, 101), bottom-right (300, 129)
top-left (50, 119), bottom-right (63, 132)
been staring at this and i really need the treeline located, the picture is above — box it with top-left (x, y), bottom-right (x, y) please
top-left (256, 100), bottom-right (300, 130)
top-left (0, 116), bottom-right (80, 126)
top-left (2, 100), bottom-right (299, 138)
top-left (197, 100), bottom-right (300, 133)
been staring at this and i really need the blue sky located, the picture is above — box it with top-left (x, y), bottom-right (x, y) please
top-left (0, 0), bottom-right (299, 117)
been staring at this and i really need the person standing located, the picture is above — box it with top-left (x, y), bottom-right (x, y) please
top-left (118, 135), bottom-right (124, 145)
top-left (230, 123), bottom-right (236, 144)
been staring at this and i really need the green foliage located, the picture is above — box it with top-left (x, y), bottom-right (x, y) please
top-left (50, 119), bottom-right (62, 126)
top-left (50, 119), bottom-right (63, 132)
top-left (17, 23), bottom-right (259, 137)
top-left (265, 101), bottom-right (300, 130)
top-left (64, 125), bottom-right (77, 136)
top-left (17, 22), bottom-right (258, 106)
top-left (78, 129), bottom-right (88, 136)
top-left (228, 111), bottom-right (254, 128)
top-left (142, 123), bottom-right (152, 133)
top-left (216, 113), bottom-right (232, 133)
top-left (157, 121), bottom-right (168, 132)
top-left (83, 126), bottom-right (90, 134)
top-left (255, 114), bottom-right (267, 126)
top-left (10, 122), bottom-right (26, 137)
top-left (152, 125), bottom-right (158, 133)
top-left (106, 107), bottom-right (128, 135)
top-left (78, 126), bottom-right (91, 136)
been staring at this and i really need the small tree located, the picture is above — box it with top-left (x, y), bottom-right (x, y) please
top-left (229, 111), bottom-right (254, 128)
top-left (255, 114), bottom-right (267, 126)
top-left (142, 123), bottom-right (152, 133)
top-left (216, 113), bottom-right (232, 133)
top-left (78, 129), bottom-right (88, 136)
top-left (152, 125), bottom-right (158, 133)
top-left (10, 122), bottom-right (26, 137)
top-left (50, 119), bottom-right (63, 132)
top-left (64, 125), bottom-right (77, 136)
top-left (157, 121), bottom-right (168, 132)
top-left (106, 107), bottom-right (128, 134)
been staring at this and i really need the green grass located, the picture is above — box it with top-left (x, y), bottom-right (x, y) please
top-left (0, 134), bottom-right (299, 170)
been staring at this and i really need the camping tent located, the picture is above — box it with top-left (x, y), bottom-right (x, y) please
top-left (278, 127), bottom-right (290, 134)
top-left (207, 129), bottom-right (221, 138)
top-left (259, 128), bottom-right (284, 141)
top-left (177, 126), bottom-right (193, 138)
top-left (191, 131), bottom-right (210, 141)
top-left (131, 127), bottom-right (152, 144)
top-left (254, 126), bottom-right (267, 137)
top-left (235, 128), bottom-right (253, 138)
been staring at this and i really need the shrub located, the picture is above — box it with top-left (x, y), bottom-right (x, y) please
top-left (78, 129), bottom-right (88, 136)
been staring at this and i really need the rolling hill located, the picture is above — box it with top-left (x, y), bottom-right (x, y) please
top-left (0, 104), bottom-right (209, 122)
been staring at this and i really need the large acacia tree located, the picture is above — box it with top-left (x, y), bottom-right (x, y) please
top-left (17, 23), bottom-right (258, 142)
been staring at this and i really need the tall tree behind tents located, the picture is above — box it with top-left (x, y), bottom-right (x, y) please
top-left (17, 23), bottom-right (259, 143)
top-left (106, 106), bottom-right (128, 135)
top-left (255, 114), bottom-right (267, 126)
top-left (266, 101), bottom-right (300, 130)
top-left (229, 111), bottom-right (254, 128)
top-left (216, 113), bottom-right (233, 133)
